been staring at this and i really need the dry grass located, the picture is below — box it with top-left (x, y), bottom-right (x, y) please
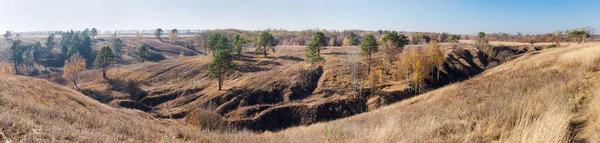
top-left (2, 42), bottom-right (600, 142)
top-left (215, 43), bottom-right (600, 142)
top-left (0, 75), bottom-right (193, 142)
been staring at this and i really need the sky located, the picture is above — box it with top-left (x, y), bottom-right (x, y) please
top-left (1, 0), bottom-right (599, 34)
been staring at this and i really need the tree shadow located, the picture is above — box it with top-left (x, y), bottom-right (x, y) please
top-left (235, 55), bottom-right (257, 62)
top-left (257, 60), bottom-right (282, 66)
top-left (277, 56), bottom-right (304, 62)
top-left (322, 52), bottom-right (348, 56)
top-left (236, 65), bottom-right (267, 72)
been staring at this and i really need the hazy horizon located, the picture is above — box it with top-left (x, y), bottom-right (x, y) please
top-left (1, 0), bottom-right (599, 34)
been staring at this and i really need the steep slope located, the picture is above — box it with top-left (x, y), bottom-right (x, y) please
top-left (0, 75), bottom-right (190, 142)
top-left (224, 43), bottom-right (600, 142)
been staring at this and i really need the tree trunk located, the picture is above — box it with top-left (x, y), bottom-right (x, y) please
top-left (72, 75), bottom-right (80, 90)
top-left (102, 67), bottom-right (107, 79)
top-left (13, 63), bottom-right (18, 75)
top-left (437, 67), bottom-right (440, 81)
top-left (218, 75), bottom-right (223, 90)
top-left (264, 47), bottom-right (267, 58)
top-left (367, 55), bottom-right (371, 74)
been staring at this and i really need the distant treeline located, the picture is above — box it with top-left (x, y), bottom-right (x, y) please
top-left (8, 27), bottom-right (598, 46)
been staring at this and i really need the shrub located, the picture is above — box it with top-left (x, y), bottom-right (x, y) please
top-left (125, 80), bottom-right (145, 101)
top-left (547, 44), bottom-right (557, 49)
top-left (185, 109), bottom-right (227, 131)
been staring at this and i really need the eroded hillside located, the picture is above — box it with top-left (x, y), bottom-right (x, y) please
top-left (48, 42), bottom-right (542, 131)
top-left (3, 43), bottom-right (598, 142)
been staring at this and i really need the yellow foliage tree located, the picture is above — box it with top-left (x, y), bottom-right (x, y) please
top-left (399, 43), bottom-right (446, 93)
top-left (329, 38), bottom-right (335, 46)
top-left (342, 37), bottom-right (350, 46)
top-left (425, 42), bottom-right (446, 81)
top-left (0, 63), bottom-right (13, 75)
top-left (63, 54), bottom-right (86, 90)
top-left (367, 69), bottom-right (384, 95)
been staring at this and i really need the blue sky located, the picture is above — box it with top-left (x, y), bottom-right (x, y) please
top-left (1, 0), bottom-right (598, 34)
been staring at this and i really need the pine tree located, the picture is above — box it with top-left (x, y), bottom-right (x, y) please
top-left (360, 34), bottom-right (378, 74)
top-left (347, 32), bottom-right (360, 46)
top-left (312, 32), bottom-right (328, 54)
top-left (232, 34), bottom-right (246, 56)
top-left (305, 42), bottom-right (323, 66)
top-left (94, 46), bottom-right (115, 79)
top-left (208, 49), bottom-right (236, 90)
top-left (206, 33), bottom-right (223, 55)
top-left (112, 38), bottom-right (124, 56)
top-left (216, 36), bottom-right (230, 51)
top-left (138, 45), bottom-right (149, 62)
top-left (256, 31), bottom-right (276, 57)
top-left (381, 31), bottom-right (409, 64)
top-left (10, 40), bottom-right (24, 75)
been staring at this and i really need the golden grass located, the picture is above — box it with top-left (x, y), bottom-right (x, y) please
top-left (217, 43), bottom-right (600, 142)
top-left (2, 43), bottom-right (600, 142)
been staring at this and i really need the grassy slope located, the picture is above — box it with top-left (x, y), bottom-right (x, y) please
top-left (217, 43), bottom-right (600, 142)
top-left (0, 75), bottom-right (192, 142)
top-left (2, 42), bottom-right (600, 142)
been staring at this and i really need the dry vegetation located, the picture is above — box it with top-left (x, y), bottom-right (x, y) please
top-left (1, 39), bottom-right (600, 142)
top-left (232, 43), bottom-right (600, 142)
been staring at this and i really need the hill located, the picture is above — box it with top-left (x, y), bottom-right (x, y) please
top-left (54, 42), bottom-right (540, 131)
top-left (228, 43), bottom-right (600, 142)
top-left (3, 41), bottom-right (598, 142)
top-left (0, 75), bottom-right (190, 142)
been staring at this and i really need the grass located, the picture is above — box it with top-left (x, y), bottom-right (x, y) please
top-left (1, 42), bottom-right (600, 142)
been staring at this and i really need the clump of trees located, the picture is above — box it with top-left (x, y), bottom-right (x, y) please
top-left (63, 53), bottom-right (86, 89)
top-left (60, 30), bottom-right (93, 63)
top-left (474, 32), bottom-right (489, 52)
top-left (448, 34), bottom-right (460, 43)
top-left (206, 33), bottom-right (231, 56)
top-left (94, 46), bottom-right (116, 79)
top-left (399, 42), bottom-right (446, 92)
top-left (342, 32), bottom-right (360, 46)
top-left (256, 31), bottom-right (276, 57)
top-left (9, 40), bottom-right (24, 74)
top-left (410, 33), bottom-right (431, 44)
top-left (567, 27), bottom-right (594, 44)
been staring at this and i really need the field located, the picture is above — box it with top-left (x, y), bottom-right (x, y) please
top-left (1, 31), bottom-right (599, 142)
